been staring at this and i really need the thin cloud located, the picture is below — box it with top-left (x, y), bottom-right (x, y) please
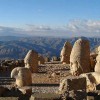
top-left (0, 20), bottom-right (100, 37)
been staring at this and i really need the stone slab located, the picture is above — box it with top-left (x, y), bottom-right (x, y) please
top-left (0, 97), bottom-right (18, 100)
top-left (30, 93), bottom-right (61, 100)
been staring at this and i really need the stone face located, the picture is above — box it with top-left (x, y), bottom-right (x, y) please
top-left (94, 46), bottom-right (100, 72)
top-left (24, 50), bottom-right (38, 73)
top-left (38, 55), bottom-right (45, 65)
top-left (11, 67), bottom-right (32, 87)
top-left (60, 41), bottom-right (72, 64)
top-left (70, 38), bottom-right (91, 76)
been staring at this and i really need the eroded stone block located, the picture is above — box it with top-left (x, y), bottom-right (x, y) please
top-left (30, 93), bottom-right (61, 100)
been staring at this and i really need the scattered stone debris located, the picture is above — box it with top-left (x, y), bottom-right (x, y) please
top-left (0, 38), bottom-right (100, 100)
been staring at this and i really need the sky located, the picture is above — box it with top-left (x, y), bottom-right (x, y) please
top-left (0, 0), bottom-right (100, 37)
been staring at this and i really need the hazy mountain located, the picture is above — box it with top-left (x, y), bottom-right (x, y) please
top-left (0, 36), bottom-right (100, 59)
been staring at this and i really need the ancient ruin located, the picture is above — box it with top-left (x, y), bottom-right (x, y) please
top-left (0, 38), bottom-right (100, 100)
top-left (60, 41), bottom-right (72, 64)
top-left (80, 46), bottom-right (100, 92)
top-left (70, 38), bottom-right (91, 76)
top-left (24, 50), bottom-right (38, 73)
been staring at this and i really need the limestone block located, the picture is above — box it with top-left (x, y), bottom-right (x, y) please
top-left (58, 76), bottom-right (86, 94)
top-left (0, 97), bottom-right (18, 100)
top-left (80, 72), bottom-right (100, 92)
top-left (30, 93), bottom-right (61, 100)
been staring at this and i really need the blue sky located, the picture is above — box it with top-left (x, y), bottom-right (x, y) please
top-left (0, 0), bottom-right (100, 37)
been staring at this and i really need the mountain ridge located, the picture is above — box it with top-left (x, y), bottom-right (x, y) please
top-left (0, 36), bottom-right (100, 59)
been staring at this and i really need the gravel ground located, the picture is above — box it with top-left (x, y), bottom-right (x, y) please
top-left (32, 86), bottom-right (59, 93)
top-left (0, 62), bottom-right (70, 93)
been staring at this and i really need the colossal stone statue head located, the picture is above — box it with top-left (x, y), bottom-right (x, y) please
top-left (11, 67), bottom-right (32, 87)
top-left (70, 38), bottom-right (91, 76)
top-left (94, 46), bottom-right (100, 72)
top-left (60, 41), bottom-right (72, 64)
top-left (24, 50), bottom-right (38, 73)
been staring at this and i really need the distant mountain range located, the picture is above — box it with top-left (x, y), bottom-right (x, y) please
top-left (0, 36), bottom-right (100, 59)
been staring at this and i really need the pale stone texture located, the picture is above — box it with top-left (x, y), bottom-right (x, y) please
top-left (24, 50), bottom-right (38, 73)
top-left (30, 93), bottom-right (61, 100)
top-left (11, 67), bottom-right (32, 87)
top-left (80, 46), bottom-right (100, 92)
top-left (80, 72), bottom-right (100, 92)
top-left (94, 46), bottom-right (100, 72)
top-left (58, 76), bottom-right (86, 93)
top-left (70, 38), bottom-right (91, 76)
top-left (58, 76), bottom-right (86, 100)
top-left (60, 41), bottom-right (72, 64)
top-left (0, 97), bottom-right (18, 100)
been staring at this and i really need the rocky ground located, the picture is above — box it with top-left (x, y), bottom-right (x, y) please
top-left (0, 60), bottom-right (70, 94)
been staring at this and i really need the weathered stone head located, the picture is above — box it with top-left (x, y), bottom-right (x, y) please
top-left (11, 67), bottom-right (32, 87)
top-left (60, 41), bottom-right (72, 64)
top-left (24, 50), bottom-right (38, 73)
top-left (70, 38), bottom-right (91, 76)
top-left (94, 46), bottom-right (100, 72)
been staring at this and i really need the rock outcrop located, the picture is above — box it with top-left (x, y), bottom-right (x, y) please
top-left (24, 50), bottom-right (38, 73)
top-left (70, 38), bottom-right (91, 76)
top-left (60, 41), bottom-right (72, 64)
